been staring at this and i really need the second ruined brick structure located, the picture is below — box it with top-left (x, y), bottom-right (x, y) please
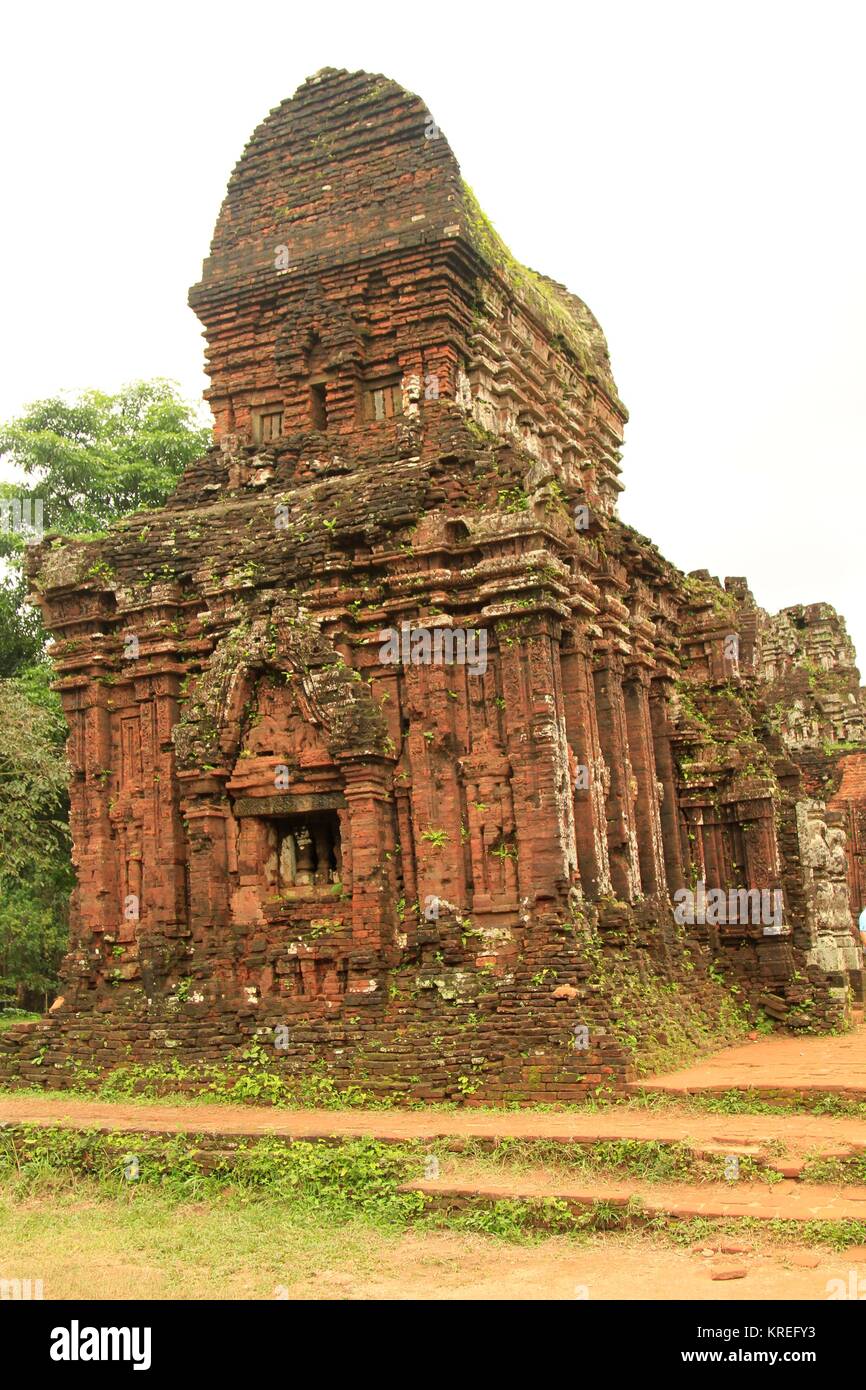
top-left (5, 68), bottom-right (866, 1100)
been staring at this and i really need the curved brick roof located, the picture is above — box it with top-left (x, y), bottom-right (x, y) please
top-left (189, 67), bottom-right (615, 392)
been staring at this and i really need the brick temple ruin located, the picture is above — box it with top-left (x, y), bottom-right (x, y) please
top-left (4, 67), bottom-right (866, 1102)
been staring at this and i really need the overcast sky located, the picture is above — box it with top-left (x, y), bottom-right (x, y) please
top-left (2, 0), bottom-right (864, 661)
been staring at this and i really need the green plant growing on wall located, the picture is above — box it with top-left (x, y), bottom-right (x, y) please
top-left (497, 485), bottom-right (530, 514)
top-left (421, 828), bottom-right (448, 850)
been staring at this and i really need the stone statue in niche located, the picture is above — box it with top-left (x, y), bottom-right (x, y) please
top-left (279, 830), bottom-right (297, 885)
top-left (826, 825), bottom-right (849, 879)
top-left (800, 801), bottom-right (848, 878)
top-left (263, 815), bottom-right (342, 891)
top-left (293, 827), bottom-right (314, 885)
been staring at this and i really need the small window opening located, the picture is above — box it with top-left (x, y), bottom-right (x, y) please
top-left (364, 380), bottom-right (403, 421)
top-left (253, 408), bottom-right (283, 444)
top-left (310, 383), bottom-right (328, 430)
top-left (445, 519), bottom-right (471, 545)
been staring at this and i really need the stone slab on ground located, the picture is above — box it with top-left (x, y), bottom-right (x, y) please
top-left (404, 1172), bottom-right (866, 1223)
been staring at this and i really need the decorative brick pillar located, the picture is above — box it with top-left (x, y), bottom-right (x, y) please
top-left (340, 759), bottom-right (399, 950)
top-left (135, 671), bottom-right (188, 928)
top-left (496, 617), bottom-right (577, 906)
top-left (681, 804), bottom-right (707, 886)
top-left (78, 686), bottom-right (117, 935)
top-left (593, 655), bottom-right (641, 900)
top-left (623, 673), bottom-right (667, 898)
top-left (695, 802), bottom-right (724, 888)
top-left (403, 659), bottom-right (470, 912)
top-left (460, 744), bottom-right (519, 912)
top-left (560, 630), bottom-right (611, 897)
top-left (177, 772), bottom-right (232, 939)
top-left (649, 681), bottom-right (686, 894)
top-left (740, 796), bottom-right (782, 895)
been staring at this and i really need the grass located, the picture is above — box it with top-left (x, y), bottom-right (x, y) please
top-left (0, 1181), bottom-right (407, 1300)
top-left (653, 1214), bottom-right (866, 1252)
top-left (428, 1137), bottom-right (782, 1186)
top-left (0, 1011), bottom-right (39, 1034)
top-left (3, 1171), bottom-right (866, 1304)
top-left (801, 1153), bottom-right (866, 1184)
top-left (0, 1047), bottom-right (402, 1109)
top-left (0, 1120), bottom-right (855, 1248)
top-left (628, 1089), bottom-right (866, 1120)
top-left (0, 1127), bottom-right (428, 1222)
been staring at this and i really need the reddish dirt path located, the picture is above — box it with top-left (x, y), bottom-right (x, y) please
top-left (302, 1240), bottom-right (866, 1301)
top-left (635, 1022), bottom-right (866, 1097)
top-left (284, 1238), bottom-right (866, 1301)
top-left (3, 1094), bottom-right (866, 1160)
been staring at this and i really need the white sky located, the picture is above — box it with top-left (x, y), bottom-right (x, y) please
top-left (2, 0), bottom-right (864, 662)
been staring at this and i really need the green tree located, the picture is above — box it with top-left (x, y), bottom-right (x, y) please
top-left (0, 378), bottom-right (210, 538)
top-left (0, 380), bottom-right (210, 1011)
top-left (0, 669), bottom-right (73, 1009)
top-left (0, 569), bottom-right (44, 677)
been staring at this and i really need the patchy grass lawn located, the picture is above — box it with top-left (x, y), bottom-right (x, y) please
top-left (0, 1180), bottom-right (855, 1301)
top-left (0, 1012), bottom-right (39, 1033)
top-left (0, 1181), bottom-right (405, 1299)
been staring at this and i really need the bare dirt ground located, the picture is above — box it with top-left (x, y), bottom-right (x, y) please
top-left (634, 1023), bottom-right (866, 1097)
top-left (3, 1093), bottom-right (866, 1161)
top-left (303, 1236), bottom-right (863, 1303)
